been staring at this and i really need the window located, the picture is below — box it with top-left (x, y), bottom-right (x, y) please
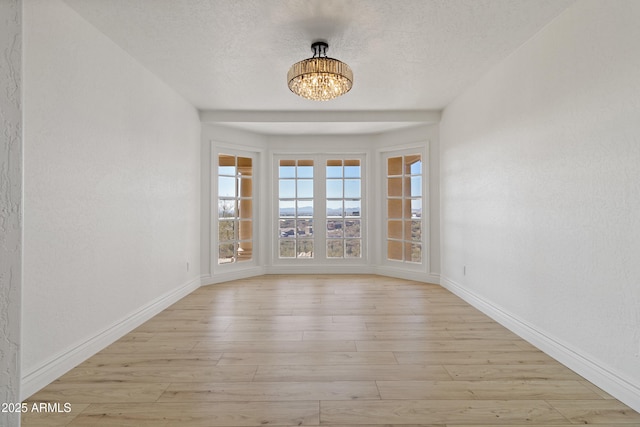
top-left (386, 153), bottom-right (422, 263)
top-left (275, 155), bottom-right (365, 262)
top-left (278, 159), bottom-right (314, 258)
top-left (218, 154), bottom-right (253, 264)
top-left (326, 159), bottom-right (362, 258)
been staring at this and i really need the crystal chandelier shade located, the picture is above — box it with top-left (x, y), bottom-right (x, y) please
top-left (287, 42), bottom-right (353, 101)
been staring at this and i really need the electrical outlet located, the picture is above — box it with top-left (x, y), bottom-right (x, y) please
top-left (463, 265), bottom-right (466, 276)
top-left (186, 262), bottom-right (190, 272)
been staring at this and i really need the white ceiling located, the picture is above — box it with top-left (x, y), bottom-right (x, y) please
top-left (63, 0), bottom-right (574, 135)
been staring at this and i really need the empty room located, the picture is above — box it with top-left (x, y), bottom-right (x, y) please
top-left (2, 0), bottom-right (640, 426)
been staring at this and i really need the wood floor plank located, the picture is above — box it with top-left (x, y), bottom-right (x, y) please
top-left (320, 399), bottom-right (570, 425)
top-left (226, 320), bottom-right (368, 332)
top-left (77, 352), bottom-right (222, 368)
top-left (25, 382), bottom-right (170, 403)
top-left (302, 330), bottom-right (452, 341)
top-left (253, 364), bottom-right (452, 382)
top-left (548, 400), bottom-right (640, 424)
top-left (99, 341), bottom-right (198, 353)
top-left (158, 381), bottom-right (380, 402)
top-left (394, 350), bottom-right (556, 365)
top-left (356, 339), bottom-right (523, 352)
top-left (69, 401), bottom-right (319, 426)
top-left (218, 351), bottom-right (397, 365)
top-left (376, 380), bottom-right (603, 400)
top-left (54, 365), bottom-right (257, 383)
top-left (193, 339), bottom-right (357, 353)
top-left (444, 364), bottom-right (584, 381)
top-left (364, 321), bottom-right (502, 331)
top-left (145, 331), bottom-right (304, 342)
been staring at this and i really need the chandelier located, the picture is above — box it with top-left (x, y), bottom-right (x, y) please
top-left (287, 41), bottom-right (353, 101)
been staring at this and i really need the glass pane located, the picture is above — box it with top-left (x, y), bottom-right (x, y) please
top-left (410, 176), bottom-right (422, 198)
top-left (218, 243), bottom-right (235, 264)
top-left (344, 200), bottom-right (361, 217)
top-left (297, 179), bottom-right (314, 198)
top-left (326, 179), bottom-right (343, 198)
top-left (388, 156), bottom-right (402, 176)
top-left (279, 240), bottom-right (295, 258)
top-left (344, 180), bottom-right (360, 198)
top-left (326, 200), bottom-right (343, 217)
top-left (387, 199), bottom-right (402, 219)
top-left (297, 240), bottom-right (314, 258)
top-left (238, 199), bottom-right (252, 219)
top-left (405, 155), bottom-right (422, 175)
top-left (327, 220), bottom-right (344, 238)
top-left (279, 180), bottom-right (295, 198)
top-left (345, 239), bottom-right (361, 258)
top-left (218, 220), bottom-right (235, 241)
top-left (388, 177), bottom-right (402, 197)
top-left (279, 200), bottom-right (295, 217)
top-left (297, 200), bottom-right (313, 217)
top-left (279, 165), bottom-right (295, 178)
top-left (297, 165), bottom-right (313, 178)
top-left (388, 220), bottom-right (402, 239)
top-left (218, 176), bottom-right (236, 197)
top-left (218, 154), bottom-right (236, 175)
top-left (239, 178), bottom-right (252, 197)
top-left (237, 241), bottom-right (252, 261)
top-left (218, 200), bottom-right (236, 218)
top-left (297, 219), bottom-right (313, 238)
top-left (407, 243), bottom-right (422, 263)
top-left (344, 219), bottom-right (360, 238)
top-left (238, 220), bottom-right (252, 241)
top-left (387, 240), bottom-right (403, 261)
top-left (237, 156), bottom-right (252, 176)
top-left (404, 199), bottom-right (412, 219)
top-left (327, 239), bottom-right (344, 258)
top-left (344, 160), bottom-right (360, 178)
top-left (326, 163), bottom-right (342, 178)
top-left (411, 198), bottom-right (422, 218)
top-left (279, 219), bottom-right (295, 237)
top-left (407, 221), bottom-right (422, 241)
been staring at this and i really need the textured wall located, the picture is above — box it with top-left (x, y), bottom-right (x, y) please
top-left (0, 1), bottom-right (22, 425)
top-left (440, 0), bottom-right (640, 408)
top-left (22, 0), bottom-right (200, 394)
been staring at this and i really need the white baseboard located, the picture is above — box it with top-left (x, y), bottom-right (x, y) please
top-left (265, 265), bottom-right (376, 275)
top-left (375, 266), bottom-right (440, 284)
top-left (440, 276), bottom-right (640, 413)
top-left (20, 275), bottom-right (202, 400)
top-left (201, 266), bottom-right (266, 286)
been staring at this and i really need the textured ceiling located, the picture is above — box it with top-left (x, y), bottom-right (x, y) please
top-left (63, 0), bottom-right (574, 134)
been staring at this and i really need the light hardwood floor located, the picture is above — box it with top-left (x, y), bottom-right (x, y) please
top-left (23, 275), bottom-right (640, 426)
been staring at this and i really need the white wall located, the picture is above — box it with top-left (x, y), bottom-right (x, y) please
top-left (1, 1), bottom-right (22, 425)
top-left (22, 0), bottom-right (201, 398)
top-left (440, 0), bottom-right (640, 410)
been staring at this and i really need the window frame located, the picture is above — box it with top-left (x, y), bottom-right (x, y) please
top-left (272, 153), bottom-right (367, 266)
top-left (380, 146), bottom-right (429, 272)
top-left (213, 146), bottom-right (259, 271)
